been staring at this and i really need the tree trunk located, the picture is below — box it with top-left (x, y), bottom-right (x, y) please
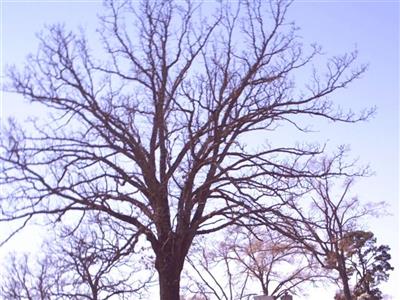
top-left (157, 256), bottom-right (183, 300)
top-left (158, 268), bottom-right (181, 300)
top-left (153, 218), bottom-right (193, 300)
top-left (338, 260), bottom-right (352, 300)
top-left (155, 235), bottom-right (189, 300)
top-left (340, 271), bottom-right (352, 300)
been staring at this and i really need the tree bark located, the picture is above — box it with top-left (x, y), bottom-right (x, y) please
top-left (156, 254), bottom-right (184, 300)
top-left (158, 268), bottom-right (181, 300)
top-left (153, 232), bottom-right (191, 300)
top-left (338, 257), bottom-right (352, 300)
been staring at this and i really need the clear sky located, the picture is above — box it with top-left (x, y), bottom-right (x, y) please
top-left (1, 0), bottom-right (399, 299)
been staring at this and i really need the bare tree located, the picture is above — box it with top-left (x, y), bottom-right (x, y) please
top-left (183, 226), bottom-right (322, 300)
top-left (0, 0), bottom-right (372, 298)
top-left (0, 219), bottom-right (154, 299)
top-left (51, 221), bottom-right (154, 299)
top-left (183, 236), bottom-right (251, 300)
top-left (0, 253), bottom-right (53, 300)
top-left (255, 173), bottom-right (389, 300)
top-left (220, 226), bottom-right (322, 297)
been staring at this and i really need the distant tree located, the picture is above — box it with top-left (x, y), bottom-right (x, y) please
top-left (0, 253), bottom-right (53, 300)
top-left (221, 227), bottom-right (322, 297)
top-left (182, 226), bottom-right (324, 300)
top-left (183, 234), bottom-right (251, 300)
top-left (0, 219), bottom-right (154, 299)
top-left (49, 223), bottom-right (154, 299)
top-left (256, 175), bottom-right (391, 300)
top-left (0, 0), bottom-right (372, 298)
top-left (349, 232), bottom-right (393, 299)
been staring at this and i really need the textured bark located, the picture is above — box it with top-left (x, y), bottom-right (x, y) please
top-left (338, 255), bottom-right (353, 300)
top-left (158, 265), bottom-right (181, 300)
top-left (155, 241), bottom-right (186, 300)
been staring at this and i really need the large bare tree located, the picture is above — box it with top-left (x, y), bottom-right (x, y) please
top-left (1, 0), bottom-right (371, 298)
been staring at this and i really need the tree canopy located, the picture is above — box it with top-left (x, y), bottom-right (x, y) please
top-left (0, 1), bottom-right (378, 299)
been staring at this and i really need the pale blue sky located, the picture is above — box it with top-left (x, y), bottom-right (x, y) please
top-left (1, 0), bottom-right (399, 298)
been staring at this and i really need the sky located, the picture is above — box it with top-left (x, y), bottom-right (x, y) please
top-left (0, 0), bottom-right (399, 299)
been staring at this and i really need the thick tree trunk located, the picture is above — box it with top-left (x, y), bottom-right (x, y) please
top-left (158, 267), bottom-right (181, 300)
top-left (156, 256), bottom-right (183, 300)
top-left (152, 211), bottom-right (193, 300)
top-left (154, 235), bottom-right (190, 300)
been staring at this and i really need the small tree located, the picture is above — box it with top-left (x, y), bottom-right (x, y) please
top-left (0, 253), bottom-right (53, 300)
top-left (255, 174), bottom-right (391, 300)
top-left (0, 219), bottom-right (154, 299)
top-left (184, 226), bottom-right (322, 299)
top-left (1, 0), bottom-right (371, 298)
top-left (349, 232), bottom-right (393, 299)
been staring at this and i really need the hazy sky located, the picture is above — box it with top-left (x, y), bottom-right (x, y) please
top-left (1, 0), bottom-right (398, 299)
